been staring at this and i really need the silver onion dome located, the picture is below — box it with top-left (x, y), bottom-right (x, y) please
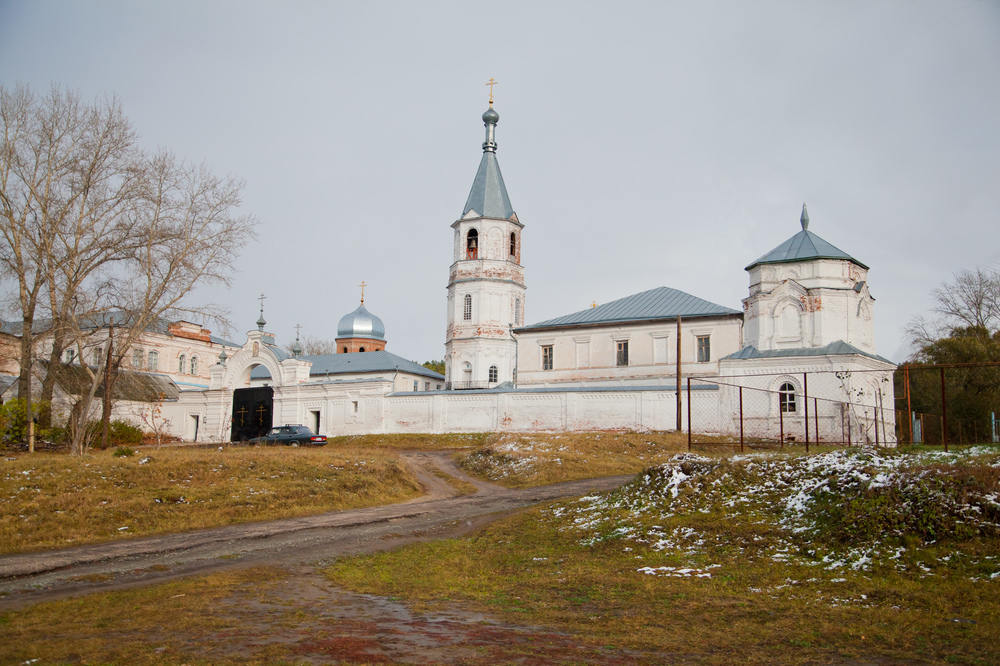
top-left (337, 303), bottom-right (386, 340)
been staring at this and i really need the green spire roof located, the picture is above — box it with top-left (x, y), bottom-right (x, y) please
top-left (745, 204), bottom-right (868, 271)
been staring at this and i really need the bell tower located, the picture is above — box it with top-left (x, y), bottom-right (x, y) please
top-left (444, 90), bottom-right (525, 389)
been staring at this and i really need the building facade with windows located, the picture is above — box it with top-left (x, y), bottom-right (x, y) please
top-left (512, 287), bottom-right (743, 387)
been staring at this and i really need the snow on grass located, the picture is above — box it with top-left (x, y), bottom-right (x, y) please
top-left (546, 446), bottom-right (1000, 589)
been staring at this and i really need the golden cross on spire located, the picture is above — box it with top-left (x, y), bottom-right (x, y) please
top-left (359, 281), bottom-right (366, 304)
top-left (485, 77), bottom-right (498, 106)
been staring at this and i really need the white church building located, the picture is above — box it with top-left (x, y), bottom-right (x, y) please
top-left (141, 100), bottom-right (896, 444)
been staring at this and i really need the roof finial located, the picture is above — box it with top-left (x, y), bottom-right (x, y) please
top-left (291, 323), bottom-right (303, 357)
top-left (256, 293), bottom-right (267, 331)
top-left (800, 203), bottom-right (810, 231)
top-left (359, 280), bottom-right (366, 304)
top-left (486, 77), bottom-right (497, 107)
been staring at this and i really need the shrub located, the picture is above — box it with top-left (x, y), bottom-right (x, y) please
top-left (109, 420), bottom-right (143, 447)
top-left (113, 445), bottom-right (135, 457)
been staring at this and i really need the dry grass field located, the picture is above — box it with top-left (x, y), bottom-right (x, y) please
top-left (0, 445), bottom-right (422, 555)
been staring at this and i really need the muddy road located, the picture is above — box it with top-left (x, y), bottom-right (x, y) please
top-left (0, 451), bottom-right (634, 610)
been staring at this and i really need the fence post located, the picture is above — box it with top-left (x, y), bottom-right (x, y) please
top-left (803, 373), bottom-right (810, 448)
top-left (739, 386), bottom-right (744, 453)
top-left (874, 407), bottom-right (879, 446)
top-left (687, 377), bottom-right (692, 451)
top-left (904, 365), bottom-right (912, 445)
top-left (814, 397), bottom-right (819, 447)
top-left (779, 398), bottom-right (784, 449)
top-left (940, 366), bottom-right (948, 453)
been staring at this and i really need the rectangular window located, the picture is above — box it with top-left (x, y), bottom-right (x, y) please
top-left (463, 294), bottom-right (472, 321)
top-left (64, 349), bottom-right (75, 364)
top-left (542, 345), bottom-right (553, 371)
top-left (133, 348), bottom-right (144, 369)
top-left (424, 382), bottom-right (430, 391)
top-left (697, 335), bottom-right (711, 362)
top-left (413, 380), bottom-right (419, 391)
top-left (616, 340), bottom-right (629, 367)
top-left (436, 384), bottom-right (442, 390)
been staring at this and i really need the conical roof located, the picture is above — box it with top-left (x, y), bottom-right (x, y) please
top-left (462, 151), bottom-right (515, 219)
top-left (336, 303), bottom-right (385, 340)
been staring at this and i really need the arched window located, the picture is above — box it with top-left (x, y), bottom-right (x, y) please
top-left (463, 294), bottom-right (472, 321)
top-left (509, 232), bottom-right (516, 258)
top-left (462, 362), bottom-right (473, 382)
top-left (779, 382), bottom-right (797, 413)
top-left (515, 297), bottom-right (521, 325)
top-left (178, 354), bottom-right (186, 374)
top-left (466, 229), bottom-right (478, 259)
top-left (133, 348), bottom-right (144, 369)
top-left (359, 347), bottom-right (365, 352)
top-left (343, 346), bottom-right (348, 353)
top-left (190, 356), bottom-right (198, 375)
top-left (148, 350), bottom-right (158, 371)
top-left (488, 365), bottom-right (498, 383)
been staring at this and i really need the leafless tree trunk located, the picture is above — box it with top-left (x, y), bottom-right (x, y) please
top-left (2, 83), bottom-right (257, 456)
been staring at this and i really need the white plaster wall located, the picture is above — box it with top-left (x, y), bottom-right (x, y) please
top-left (515, 317), bottom-right (743, 386)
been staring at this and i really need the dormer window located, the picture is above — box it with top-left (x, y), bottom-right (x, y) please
top-left (466, 229), bottom-right (478, 260)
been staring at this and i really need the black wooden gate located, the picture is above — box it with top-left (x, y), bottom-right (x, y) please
top-left (231, 386), bottom-right (274, 441)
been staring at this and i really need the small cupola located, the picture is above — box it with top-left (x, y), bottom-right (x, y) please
top-left (335, 282), bottom-right (387, 353)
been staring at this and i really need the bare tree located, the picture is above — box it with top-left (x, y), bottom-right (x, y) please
top-left (282, 334), bottom-right (337, 356)
top-left (1, 82), bottom-right (258, 455)
top-left (930, 268), bottom-right (1000, 333)
top-left (906, 267), bottom-right (1000, 359)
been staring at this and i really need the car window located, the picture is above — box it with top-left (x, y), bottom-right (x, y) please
top-left (267, 428), bottom-right (282, 436)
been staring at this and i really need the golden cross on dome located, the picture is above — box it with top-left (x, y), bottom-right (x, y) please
top-left (359, 281), bottom-right (366, 304)
top-left (485, 77), bottom-right (498, 106)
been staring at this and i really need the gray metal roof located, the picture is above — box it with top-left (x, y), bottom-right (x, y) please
top-left (0, 374), bottom-right (16, 395)
top-left (462, 151), bottom-right (515, 219)
top-left (746, 207), bottom-right (866, 271)
top-left (518, 286), bottom-right (741, 331)
top-left (249, 350), bottom-right (445, 380)
top-left (745, 229), bottom-right (867, 271)
top-left (722, 341), bottom-right (894, 364)
top-left (337, 302), bottom-right (386, 340)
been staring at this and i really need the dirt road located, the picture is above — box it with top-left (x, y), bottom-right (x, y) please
top-left (0, 451), bottom-right (634, 610)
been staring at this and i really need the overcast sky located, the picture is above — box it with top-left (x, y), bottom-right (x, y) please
top-left (1, 0), bottom-right (998, 364)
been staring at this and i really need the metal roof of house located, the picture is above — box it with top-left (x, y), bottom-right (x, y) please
top-left (0, 311), bottom-right (238, 347)
top-left (0, 374), bottom-right (17, 395)
top-left (250, 350), bottom-right (445, 380)
top-left (518, 286), bottom-right (741, 331)
top-left (746, 204), bottom-right (867, 271)
top-left (50, 363), bottom-right (181, 401)
top-left (722, 341), bottom-right (894, 365)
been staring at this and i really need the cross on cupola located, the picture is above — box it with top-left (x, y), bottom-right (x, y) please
top-left (256, 293), bottom-right (267, 331)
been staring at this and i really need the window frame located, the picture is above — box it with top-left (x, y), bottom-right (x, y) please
top-left (541, 345), bottom-right (554, 371)
top-left (148, 350), bottom-right (159, 371)
top-left (696, 335), bottom-right (711, 363)
top-left (178, 354), bottom-right (186, 374)
top-left (779, 382), bottom-right (798, 413)
top-left (463, 294), bottom-right (472, 321)
top-left (616, 340), bottom-right (629, 367)
top-left (488, 365), bottom-right (498, 383)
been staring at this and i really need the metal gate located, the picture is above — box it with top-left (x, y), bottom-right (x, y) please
top-left (231, 386), bottom-right (273, 441)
